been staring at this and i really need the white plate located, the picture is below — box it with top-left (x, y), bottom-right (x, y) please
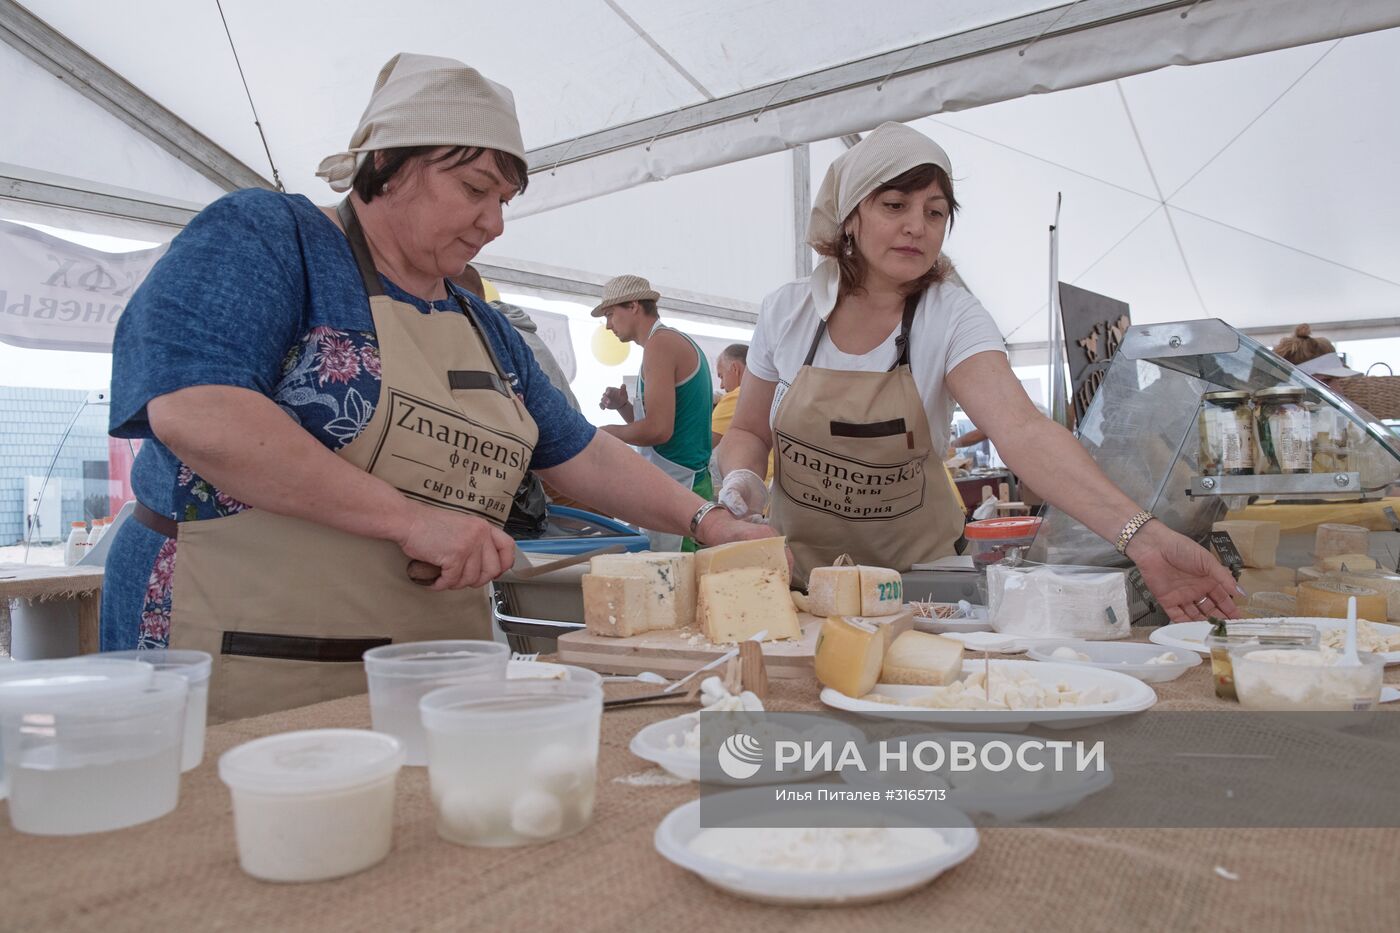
top-left (1150, 619), bottom-right (1400, 666)
top-left (507, 659), bottom-right (568, 680)
top-left (629, 712), bottom-right (864, 785)
top-left (1026, 640), bottom-right (1202, 684)
top-left (820, 659), bottom-right (1157, 730)
top-left (654, 797), bottom-right (979, 906)
top-left (940, 631), bottom-right (1068, 654)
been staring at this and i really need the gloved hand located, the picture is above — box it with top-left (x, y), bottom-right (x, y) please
top-left (718, 468), bottom-right (769, 520)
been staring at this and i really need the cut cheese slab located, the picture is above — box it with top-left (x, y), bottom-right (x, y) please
top-left (694, 537), bottom-right (789, 586)
top-left (1314, 523), bottom-right (1369, 560)
top-left (814, 616), bottom-right (884, 698)
top-left (1296, 580), bottom-right (1387, 621)
top-left (806, 565), bottom-right (862, 617)
top-left (881, 631), bottom-right (964, 686)
top-left (582, 574), bottom-right (656, 638)
top-left (1239, 567), bottom-right (1297, 594)
top-left (1319, 553), bottom-right (1377, 573)
top-left (588, 551), bottom-right (695, 629)
top-left (843, 609), bottom-right (914, 653)
top-left (1211, 520), bottom-right (1280, 569)
top-left (857, 565), bottom-right (904, 617)
top-left (1339, 571), bottom-right (1400, 622)
top-left (698, 567), bottom-right (801, 643)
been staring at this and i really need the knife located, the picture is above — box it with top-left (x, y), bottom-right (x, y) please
top-left (407, 542), bottom-right (627, 586)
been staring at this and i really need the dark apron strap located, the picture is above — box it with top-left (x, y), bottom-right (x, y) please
top-left (335, 199), bottom-right (385, 298)
top-left (803, 290), bottom-right (920, 371)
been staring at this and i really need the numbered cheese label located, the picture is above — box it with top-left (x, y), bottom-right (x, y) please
top-left (857, 565), bottom-right (903, 617)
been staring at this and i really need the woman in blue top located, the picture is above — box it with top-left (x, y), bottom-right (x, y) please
top-left (103, 53), bottom-right (771, 721)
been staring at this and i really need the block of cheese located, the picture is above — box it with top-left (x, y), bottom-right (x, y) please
top-left (582, 574), bottom-right (655, 638)
top-left (1244, 591), bottom-right (1297, 619)
top-left (814, 616), bottom-right (885, 698)
top-left (1296, 580), bottom-right (1387, 621)
top-left (694, 537), bottom-right (789, 586)
top-left (790, 590), bottom-right (812, 614)
top-left (1314, 523), bottom-right (1370, 560)
top-left (1319, 553), bottom-right (1377, 573)
top-left (698, 567), bottom-right (801, 643)
top-left (1211, 520), bottom-right (1280, 569)
top-left (806, 565), bottom-right (862, 617)
top-left (1238, 566), bottom-right (1297, 595)
top-left (850, 609), bottom-right (914, 652)
top-left (857, 565), bottom-right (904, 617)
top-left (1339, 571), bottom-right (1400, 622)
top-left (588, 551), bottom-right (695, 629)
top-left (881, 630), bottom-right (964, 686)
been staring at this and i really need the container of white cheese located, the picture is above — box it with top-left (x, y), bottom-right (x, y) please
top-left (101, 649), bottom-right (211, 771)
top-left (1230, 645), bottom-right (1384, 710)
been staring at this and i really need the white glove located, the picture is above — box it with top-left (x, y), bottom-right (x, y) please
top-left (718, 468), bottom-right (769, 519)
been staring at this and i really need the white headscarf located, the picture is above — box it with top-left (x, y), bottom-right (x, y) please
top-left (807, 122), bottom-right (953, 317)
top-left (316, 53), bottom-right (526, 193)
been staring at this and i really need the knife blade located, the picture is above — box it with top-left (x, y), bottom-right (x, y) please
top-left (407, 542), bottom-right (627, 586)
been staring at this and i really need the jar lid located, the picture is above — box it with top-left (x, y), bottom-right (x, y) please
top-left (963, 516), bottom-right (1043, 540)
top-left (219, 729), bottom-right (404, 796)
top-left (0, 658), bottom-right (153, 702)
top-left (100, 649), bottom-right (212, 685)
top-left (1203, 390), bottom-right (1251, 402)
top-left (1253, 386), bottom-right (1305, 400)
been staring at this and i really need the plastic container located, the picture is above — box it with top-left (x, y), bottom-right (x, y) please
top-left (420, 668), bottom-right (603, 847)
top-left (63, 522), bottom-right (88, 565)
top-left (219, 729), bottom-right (404, 882)
top-left (963, 517), bottom-right (1042, 568)
top-left (363, 640), bottom-right (509, 766)
top-left (102, 650), bottom-right (212, 771)
top-left (1229, 645), bottom-right (1384, 710)
top-left (1206, 621), bottom-right (1320, 700)
top-left (0, 667), bottom-right (186, 835)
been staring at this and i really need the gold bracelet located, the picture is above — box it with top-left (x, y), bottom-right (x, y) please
top-left (1114, 511), bottom-right (1155, 555)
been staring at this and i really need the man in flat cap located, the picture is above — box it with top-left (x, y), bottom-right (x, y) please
top-left (595, 275), bottom-right (713, 551)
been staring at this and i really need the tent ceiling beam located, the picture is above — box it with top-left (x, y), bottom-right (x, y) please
top-left (526, 0), bottom-right (1195, 172)
top-left (0, 0), bottom-right (271, 193)
top-left (0, 163), bottom-right (200, 228)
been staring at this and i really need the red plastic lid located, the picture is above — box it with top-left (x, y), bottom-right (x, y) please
top-left (963, 516), bottom-right (1042, 540)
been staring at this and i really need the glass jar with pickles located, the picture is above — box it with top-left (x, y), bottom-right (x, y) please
top-left (1253, 386), bottom-right (1312, 474)
top-left (1198, 390), bottom-right (1254, 475)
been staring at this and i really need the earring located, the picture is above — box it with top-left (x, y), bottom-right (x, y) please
top-left (842, 232), bottom-right (854, 258)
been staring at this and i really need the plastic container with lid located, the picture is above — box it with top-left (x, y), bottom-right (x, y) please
top-left (63, 521), bottom-right (88, 565)
top-left (363, 640), bottom-right (509, 766)
top-left (1205, 621), bottom-right (1319, 700)
top-left (1253, 386), bottom-right (1312, 474)
top-left (219, 729), bottom-right (405, 882)
top-left (963, 517), bottom-right (1042, 568)
top-left (102, 650), bottom-right (212, 771)
top-left (0, 665), bottom-right (186, 835)
top-left (1198, 390), bottom-right (1255, 475)
top-left (420, 668), bottom-right (603, 848)
top-left (1229, 644), bottom-right (1384, 710)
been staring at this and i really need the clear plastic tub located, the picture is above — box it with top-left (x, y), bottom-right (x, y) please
top-left (1229, 645), bottom-right (1385, 710)
top-left (420, 667), bottom-right (603, 848)
top-left (0, 668), bottom-right (186, 835)
top-left (363, 640), bottom-right (509, 766)
top-left (101, 650), bottom-right (212, 772)
top-left (219, 729), bottom-right (404, 883)
top-left (963, 517), bottom-right (1042, 568)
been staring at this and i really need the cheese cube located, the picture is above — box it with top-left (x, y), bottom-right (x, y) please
top-left (1212, 520), bottom-right (1280, 569)
top-left (698, 567), bottom-right (801, 643)
top-left (1314, 523), bottom-right (1370, 560)
top-left (582, 574), bottom-right (655, 638)
top-left (881, 630), bottom-right (964, 686)
top-left (587, 552), bottom-right (695, 628)
top-left (857, 565), bottom-right (903, 617)
top-left (1319, 553), bottom-right (1377, 573)
top-left (814, 616), bottom-right (885, 698)
top-left (806, 565), bottom-right (862, 617)
top-left (1296, 580), bottom-right (1387, 621)
top-left (694, 537), bottom-right (789, 586)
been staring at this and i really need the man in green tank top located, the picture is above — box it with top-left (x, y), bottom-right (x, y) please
top-left (595, 274), bottom-right (713, 551)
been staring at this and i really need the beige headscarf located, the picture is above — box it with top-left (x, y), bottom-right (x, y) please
top-left (807, 122), bottom-right (953, 317)
top-left (316, 53), bottom-right (526, 193)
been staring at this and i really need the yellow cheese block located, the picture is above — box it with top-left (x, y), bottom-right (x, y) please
top-left (1295, 580), bottom-right (1387, 621)
top-left (881, 630), bottom-right (965, 686)
top-left (587, 551), bottom-right (695, 629)
top-left (845, 609), bottom-right (914, 653)
top-left (1314, 523), bottom-right (1370, 560)
top-left (582, 574), bottom-right (656, 638)
top-left (698, 567), bottom-right (802, 643)
top-left (807, 565), bottom-right (862, 617)
top-left (857, 565), bottom-right (904, 617)
top-left (1339, 571), bottom-right (1400, 622)
top-left (694, 537), bottom-right (789, 587)
top-left (1319, 553), bottom-right (1377, 573)
top-left (1243, 591), bottom-right (1297, 619)
top-left (1211, 520), bottom-right (1281, 569)
top-left (814, 616), bottom-right (885, 697)
top-left (1239, 566), bottom-right (1297, 594)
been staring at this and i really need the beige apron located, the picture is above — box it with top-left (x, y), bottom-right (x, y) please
top-left (169, 200), bottom-right (537, 723)
top-left (769, 292), bottom-right (963, 582)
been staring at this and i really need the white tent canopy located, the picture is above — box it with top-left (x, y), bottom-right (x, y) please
top-left (2, 0), bottom-right (1397, 361)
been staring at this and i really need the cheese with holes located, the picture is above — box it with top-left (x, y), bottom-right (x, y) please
top-left (582, 574), bottom-right (655, 638)
top-left (1319, 553), bottom-right (1377, 573)
top-left (1339, 571), bottom-right (1400, 622)
top-left (1239, 567), bottom-right (1298, 594)
top-left (881, 631), bottom-right (965, 686)
top-left (694, 537), bottom-right (789, 586)
top-left (587, 552), bottom-right (695, 629)
top-left (858, 565), bottom-right (904, 617)
top-left (698, 567), bottom-right (801, 643)
top-left (1212, 520), bottom-right (1280, 569)
top-left (1314, 523), bottom-right (1370, 560)
top-left (814, 616), bottom-right (885, 697)
top-left (806, 565), bottom-right (862, 617)
top-left (1296, 580), bottom-right (1387, 621)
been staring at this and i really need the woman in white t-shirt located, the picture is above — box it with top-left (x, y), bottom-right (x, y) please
top-left (715, 122), bottom-right (1240, 623)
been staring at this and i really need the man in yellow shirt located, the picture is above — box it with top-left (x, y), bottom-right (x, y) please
top-left (710, 344), bottom-right (773, 481)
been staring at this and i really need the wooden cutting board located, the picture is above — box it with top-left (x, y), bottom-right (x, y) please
top-left (555, 613), bottom-right (823, 679)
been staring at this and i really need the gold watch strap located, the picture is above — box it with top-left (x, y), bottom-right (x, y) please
top-left (1114, 510), bottom-right (1155, 555)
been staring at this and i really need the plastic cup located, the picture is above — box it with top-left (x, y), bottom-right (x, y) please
top-left (100, 650), bottom-right (212, 771)
top-left (219, 729), bottom-right (404, 883)
top-left (0, 667), bottom-right (186, 835)
top-left (420, 668), bottom-right (603, 848)
top-left (363, 640), bottom-right (509, 766)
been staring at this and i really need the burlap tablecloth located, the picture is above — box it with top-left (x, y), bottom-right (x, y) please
top-left (2, 657), bottom-right (1397, 933)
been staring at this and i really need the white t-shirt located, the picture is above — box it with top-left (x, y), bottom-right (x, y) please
top-left (747, 278), bottom-right (1006, 443)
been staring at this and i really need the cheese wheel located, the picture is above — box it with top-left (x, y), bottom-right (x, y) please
top-left (1314, 523), bottom-right (1369, 560)
top-left (814, 617), bottom-right (885, 697)
top-left (1245, 591), bottom-right (1297, 618)
top-left (880, 631), bottom-right (964, 686)
top-left (1319, 553), bottom-right (1377, 573)
top-left (1339, 572), bottom-right (1400, 622)
top-left (806, 565), bottom-right (862, 617)
top-left (1295, 580), bottom-right (1387, 621)
top-left (857, 565), bottom-right (903, 617)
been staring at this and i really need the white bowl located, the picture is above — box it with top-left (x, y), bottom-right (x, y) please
top-left (653, 797), bottom-right (979, 906)
top-left (1026, 640), bottom-right (1201, 683)
top-left (629, 712), bottom-right (866, 785)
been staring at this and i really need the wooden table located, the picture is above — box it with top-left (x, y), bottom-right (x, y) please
top-left (0, 562), bottom-right (104, 656)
